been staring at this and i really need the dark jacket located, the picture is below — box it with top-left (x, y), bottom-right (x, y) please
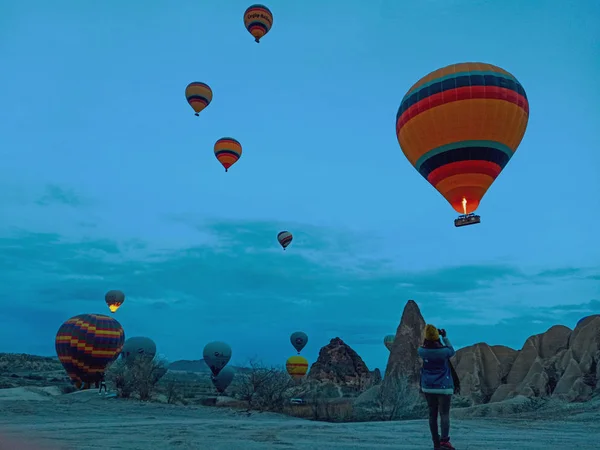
top-left (418, 335), bottom-right (456, 394)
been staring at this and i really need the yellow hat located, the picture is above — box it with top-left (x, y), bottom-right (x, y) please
top-left (424, 324), bottom-right (439, 341)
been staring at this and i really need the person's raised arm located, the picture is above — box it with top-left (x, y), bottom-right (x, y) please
top-left (440, 329), bottom-right (455, 358)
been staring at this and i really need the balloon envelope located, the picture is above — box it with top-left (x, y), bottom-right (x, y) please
top-left (214, 138), bottom-right (242, 172)
top-left (203, 341), bottom-right (232, 376)
top-left (290, 331), bottom-right (308, 354)
top-left (211, 366), bottom-right (235, 393)
top-left (277, 231), bottom-right (293, 250)
top-left (55, 314), bottom-right (125, 389)
top-left (185, 82), bottom-right (213, 115)
top-left (121, 336), bottom-right (157, 361)
top-left (396, 62), bottom-right (529, 215)
top-left (243, 4), bottom-right (273, 43)
top-left (105, 290), bottom-right (125, 313)
top-left (384, 335), bottom-right (395, 352)
top-left (286, 355), bottom-right (308, 381)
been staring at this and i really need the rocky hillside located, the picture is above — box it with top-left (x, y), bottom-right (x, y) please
top-left (307, 337), bottom-right (381, 395)
top-left (0, 353), bottom-right (62, 373)
top-left (383, 300), bottom-right (600, 404)
top-left (168, 359), bottom-right (212, 372)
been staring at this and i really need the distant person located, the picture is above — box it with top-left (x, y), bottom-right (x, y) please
top-left (418, 324), bottom-right (459, 450)
top-left (98, 374), bottom-right (107, 395)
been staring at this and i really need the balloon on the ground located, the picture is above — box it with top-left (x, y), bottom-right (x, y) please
top-left (277, 231), bottom-right (293, 250)
top-left (105, 290), bottom-right (125, 313)
top-left (121, 336), bottom-right (157, 361)
top-left (290, 331), bottom-right (308, 354)
top-left (384, 335), bottom-right (395, 352)
top-left (185, 82), bottom-right (213, 116)
top-left (286, 355), bottom-right (308, 381)
top-left (203, 341), bottom-right (232, 377)
top-left (396, 62), bottom-right (529, 217)
top-left (55, 314), bottom-right (125, 389)
top-left (244, 4), bottom-right (273, 43)
top-left (214, 137), bottom-right (242, 172)
top-left (211, 365), bottom-right (235, 393)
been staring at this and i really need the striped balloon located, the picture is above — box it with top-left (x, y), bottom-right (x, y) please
top-left (286, 355), bottom-right (308, 381)
top-left (214, 137), bottom-right (242, 172)
top-left (185, 82), bottom-right (213, 116)
top-left (243, 4), bottom-right (273, 43)
top-left (55, 314), bottom-right (125, 389)
top-left (396, 62), bottom-right (529, 215)
top-left (277, 231), bottom-right (293, 250)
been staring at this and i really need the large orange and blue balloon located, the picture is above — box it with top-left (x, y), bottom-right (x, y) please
top-left (55, 314), bottom-right (125, 389)
top-left (214, 138), bottom-right (242, 172)
top-left (185, 82), bottom-right (213, 116)
top-left (396, 62), bottom-right (529, 221)
top-left (243, 4), bottom-right (273, 43)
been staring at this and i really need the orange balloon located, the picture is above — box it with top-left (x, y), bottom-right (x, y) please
top-left (214, 138), bottom-right (242, 172)
top-left (396, 62), bottom-right (529, 215)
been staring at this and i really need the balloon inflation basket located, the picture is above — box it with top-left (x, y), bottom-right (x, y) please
top-left (454, 213), bottom-right (481, 228)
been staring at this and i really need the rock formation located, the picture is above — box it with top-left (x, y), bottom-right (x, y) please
top-left (307, 337), bottom-right (379, 393)
top-left (382, 299), bottom-right (426, 393)
top-left (452, 315), bottom-right (600, 404)
top-left (380, 301), bottom-right (600, 405)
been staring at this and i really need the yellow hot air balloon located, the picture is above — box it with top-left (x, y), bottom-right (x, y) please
top-left (286, 355), bottom-right (308, 381)
top-left (396, 62), bottom-right (529, 227)
top-left (214, 137), bottom-right (242, 172)
top-left (185, 82), bottom-right (213, 116)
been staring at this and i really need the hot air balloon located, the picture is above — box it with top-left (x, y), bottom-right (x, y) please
top-left (384, 335), bottom-right (395, 352)
top-left (290, 331), bottom-right (308, 354)
top-left (203, 341), bottom-right (232, 377)
top-left (185, 82), bottom-right (213, 116)
top-left (395, 62), bottom-right (529, 227)
top-left (121, 336), bottom-right (157, 362)
top-left (286, 355), bottom-right (308, 381)
top-left (277, 231), bottom-right (293, 250)
top-left (214, 137), bottom-right (242, 172)
top-left (105, 289), bottom-right (125, 313)
top-left (55, 314), bottom-right (125, 389)
top-left (243, 4), bottom-right (273, 43)
top-left (211, 366), bottom-right (235, 394)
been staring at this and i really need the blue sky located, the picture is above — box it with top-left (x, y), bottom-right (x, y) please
top-left (1, 0), bottom-right (598, 372)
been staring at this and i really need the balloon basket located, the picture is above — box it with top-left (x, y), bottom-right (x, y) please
top-left (454, 214), bottom-right (481, 228)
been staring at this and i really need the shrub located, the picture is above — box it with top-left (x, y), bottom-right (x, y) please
top-left (106, 356), bottom-right (168, 401)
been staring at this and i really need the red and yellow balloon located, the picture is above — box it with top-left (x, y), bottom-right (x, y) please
top-left (55, 314), bottom-right (125, 389)
top-left (286, 355), bottom-right (308, 381)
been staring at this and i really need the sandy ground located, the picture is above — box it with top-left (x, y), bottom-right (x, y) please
top-left (0, 388), bottom-right (597, 450)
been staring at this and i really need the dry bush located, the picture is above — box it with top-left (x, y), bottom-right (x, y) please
top-left (231, 358), bottom-right (293, 411)
top-left (451, 395), bottom-right (473, 408)
top-left (107, 356), bottom-right (168, 401)
top-left (356, 375), bottom-right (425, 421)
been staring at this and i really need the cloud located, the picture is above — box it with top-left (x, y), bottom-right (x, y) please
top-left (0, 219), bottom-right (597, 369)
top-left (35, 184), bottom-right (87, 207)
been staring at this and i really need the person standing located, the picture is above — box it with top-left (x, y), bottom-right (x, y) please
top-left (418, 324), bottom-right (457, 450)
top-left (98, 373), bottom-right (107, 395)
